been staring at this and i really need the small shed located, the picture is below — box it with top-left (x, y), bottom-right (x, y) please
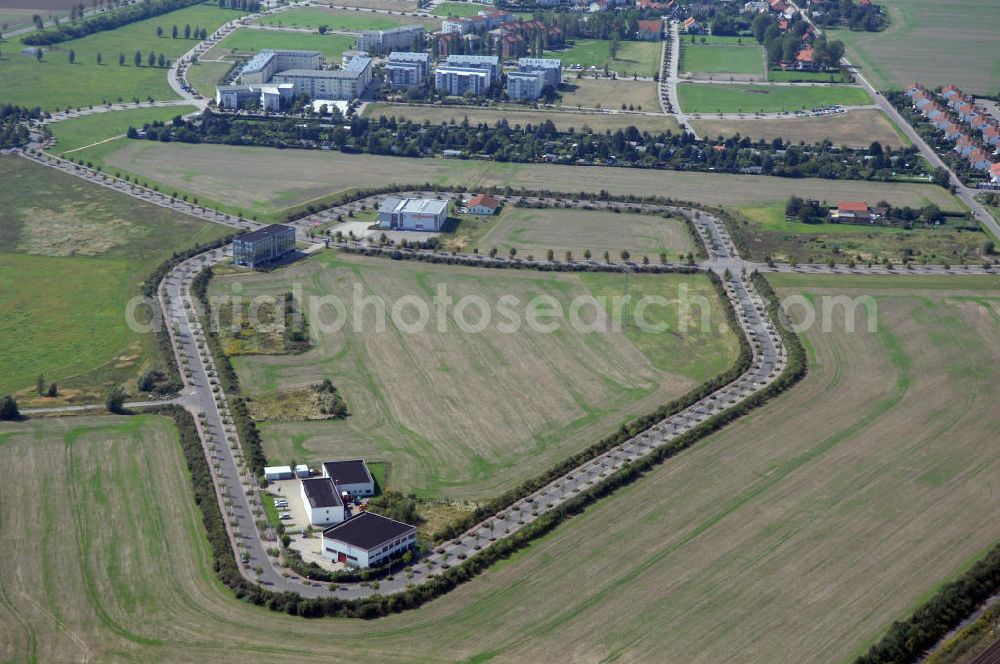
top-left (295, 464), bottom-right (310, 478)
top-left (264, 465), bottom-right (294, 481)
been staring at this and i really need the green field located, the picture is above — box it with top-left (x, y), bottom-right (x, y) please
top-left (0, 156), bottom-right (229, 401)
top-left (253, 6), bottom-right (433, 31)
top-left (832, 0), bottom-right (1000, 93)
top-left (364, 102), bottom-right (680, 134)
top-left (680, 42), bottom-right (764, 76)
top-left (219, 252), bottom-right (739, 500)
top-left (732, 202), bottom-right (988, 264)
top-left (5, 275), bottom-right (1000, 662)
top-left (678, 82), bottom-right (872, 114)
top-left (431, 1), bottom-right (490, 17)
top-left (0, 4), bottom-right (243, 111)
top-left (205, 27), bottom-right (354, 61)
top-left (448, 205), bottom-right (696, 258)
top-left (49, 105), bottom-right (198, 153)
top-left (78, 140), bottom-right (963, 222)
top-left (545, 39), bottom-right (661, 78)
top-left (186, 59), bottom-right (233, 97)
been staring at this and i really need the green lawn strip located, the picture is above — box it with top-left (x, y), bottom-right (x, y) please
top-left (49, 105), bottom-right (198, 153)
top-left (208, 27), bottom-right (355, 61)
top-left (253, 7), bottom-right (409, 31)
top-left (186, 60), bottom-right (234, 97)
top-left (767, 69), bottom-right (847, 83)
top-left (0, 5), bottom-right (244, 111)
top-left (261, 493), bottom-right (281, 530)
top-left (678, 82), bottom-right (871, 114)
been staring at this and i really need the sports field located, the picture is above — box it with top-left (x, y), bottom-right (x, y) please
top-left (219, 252), bottom-right (738, 499)
top-left (204, 26), bottom-right (354, 61)
top-left (431, 1), bottom-right (490, 17)
top-left (0, 156), bottom-right (229, 400)
top-left (252, 6), bottom-right (436, 31)
top-left (364, 102), bottom-right (680, 134)
top-left (831, 0), bottom-right (1000, 93)
top-left (544, 39), bottom-right (661, 78)
top-left (693, 109), bottom-right (907, 149)
top-left (49, 105), bottom-right (198, 153)
top-left (87, 141), bottom-right (964, 220)
top-left (454, 205), bottom-right (697, 258)
top-left (733, 202), bottom-right (988, 264)
top-left (558, 76), bottom-right (659, 111)
top-left (4, 275), bottom-right (1000, 662)
top-left (0, 4), bottom-right (243, 110)
top-left (680, 41), bottom-right (764, 76)
top-left (679, 82), bottom-right (872, 114)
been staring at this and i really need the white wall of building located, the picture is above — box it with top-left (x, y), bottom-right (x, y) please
top-left (299, 482), bottom-right (345, 526)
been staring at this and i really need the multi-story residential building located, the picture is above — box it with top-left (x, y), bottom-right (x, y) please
top-left (434, 65), bottom-right (491, 96)
top-left (444, 54), bottom-right (499, 79)
top-left (240, 50), bottom-right (323, 84)
top-left (356, 24), bottom-right (424, 54)
top-left (517, 57), bottom-right (561, 87)
top-left (506, 70), bottom-right (545, 100)
top-left (271, 56), bottom-right (373, 100)
top-left (386, 51), bottom-right (430, 87)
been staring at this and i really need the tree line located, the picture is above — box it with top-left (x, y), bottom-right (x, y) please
top-left (23, 0), bottom-right (212, 46)
top-left (750, 12), bottom-right (845, 70)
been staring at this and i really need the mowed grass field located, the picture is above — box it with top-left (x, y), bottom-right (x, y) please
top-left (325, 0), bottom-right (419, 11)
top-left (253, 6), bottom-right (436, 30)
top-left (49, 105), bottom-right (198, 153)
top-left (364, 102), bottom-right (680, 134)
top-left (693, 108), bottom-right (908, 149)
top-left (186, 59), bottom-right (233, 97)
top-left (0, 156), bottom-right (229, 401)
top-left (832, 0), bottom-right (1000, 93)
top-left (545, 39), bottom-right (661, 78)
top-left (558, 76), bottom-right (659, 111)
top-left (680, 41), bottom-right (764, 76)
top-left (679, 82), bottom-right (872, 113)
top-left (5, 275), bottom-right (1000, 663)
top-left (431, 1), bottom-right (490, 17)
top-left (0, 4), bottom-right (243, 110)
top-left (733, 202), bottom-right (988, 264)
top-left (203, 26), bottom-right (354, 61)
top-left (453, 205), bottom-right (697, 258)
top-left (219, 252), bottom-right (739, 499)
top-left (85, 140), bottom-right (964, 220)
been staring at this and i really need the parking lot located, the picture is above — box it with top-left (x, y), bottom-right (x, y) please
top-left (265, 479), bottom-right (347, 572)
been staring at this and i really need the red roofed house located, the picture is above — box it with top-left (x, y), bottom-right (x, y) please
top-left (991, 162), bottom-right (1000, 184)
top-left (683, 16), bottom-right (699, 32)
top-left (835, 201), bottom-right (871, 222)
top-left (467, 194), bottom-right (500, 215)
top-left (795, 45), bottom-right (815, 70)
top-left (943, 123), bottom-right (963, 141)
top-left (968, 148), bottom-right (992, 171)
top-left (983, 126), bottom-right (1000, 147)
top-left (636, 19), bottom-right (662, 41)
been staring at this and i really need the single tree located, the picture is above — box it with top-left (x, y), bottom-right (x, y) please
top-left (96, 51), bottom-right (102, 64)
top-left (508, 247), bottom-right (517, 258)
top-left (147, 50), bottom-right (155, 67)
top-left (119, 52), bottom-right (125, 66)
top-left (36, 373), bottom-right (45, 396)
top-left (35, 48), bottom-right (43, 62)
top-left (183, 23), bottom-right (191, 39)
top-left (172, 24), bottom-right (178, 38)
top-left (68, 49), bottom-right (75, 64)
top-left (47, 383), bottom-right (58, 398)
top-left (158, 53), bottom-right (165, 67)
top-left (134, 49), bottom-right (142, 66)
top-left (584, 249), bottom-right (592, 260)
top-left (156, 25), bottom-right (163, 37)
top-left (0, 395), bottom-right (18, 421)
top-left (105, 384), bottom-right (127, 414)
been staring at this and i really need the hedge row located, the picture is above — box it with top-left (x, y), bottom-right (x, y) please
top-left (155, 270), bottom-right (807, 618)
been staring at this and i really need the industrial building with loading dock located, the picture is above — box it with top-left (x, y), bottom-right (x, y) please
top-left (322, 512), bottom-right (417, 568)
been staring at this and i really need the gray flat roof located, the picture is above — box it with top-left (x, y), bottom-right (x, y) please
top-left (322, 459), bottom-right (373, 486)
top-left (301, 477), bottom-right (344, 509)
top-left (276, 68), bottom-right (364, 79)
top-left (235, 224), bottom-right (294, 243)
top-left (322, 512), bottom-right (415, 550)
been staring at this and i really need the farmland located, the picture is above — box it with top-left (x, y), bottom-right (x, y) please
top-left (831, 0), bottom-right (1000, 93)
top-left (0, 155), bottom-right (229, 400)
top-left (544, 39), bottom-right (661, 78)
top-left (0, 4), bottom-right (243, 110)
top-left (49, 105), bottom-right (198, 153)
top-left (679, 82), bottom-right (872, 114)
top-left (84, 140), bottom-right (964, 221)
top-left (364, 102), bottom-right (680, 134)
top-left (731, 202), bottom-right (988, 264)
top-left (203, 27), bottom-right (355, 61)
top-left (446, 205), bottom-right (697, 258)
top-left (218, 252), bottom-right (739, 499)
top-left (5, 274), bottom-right (1000, 662)
top-left (680, 41), bottom-right (765, 77)
top-left (252, 6), bottom-right (437, 31)
top-left (693, 109), bottom-right (908, 149)
top-left (557, 76), bottom-right (659, 111)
